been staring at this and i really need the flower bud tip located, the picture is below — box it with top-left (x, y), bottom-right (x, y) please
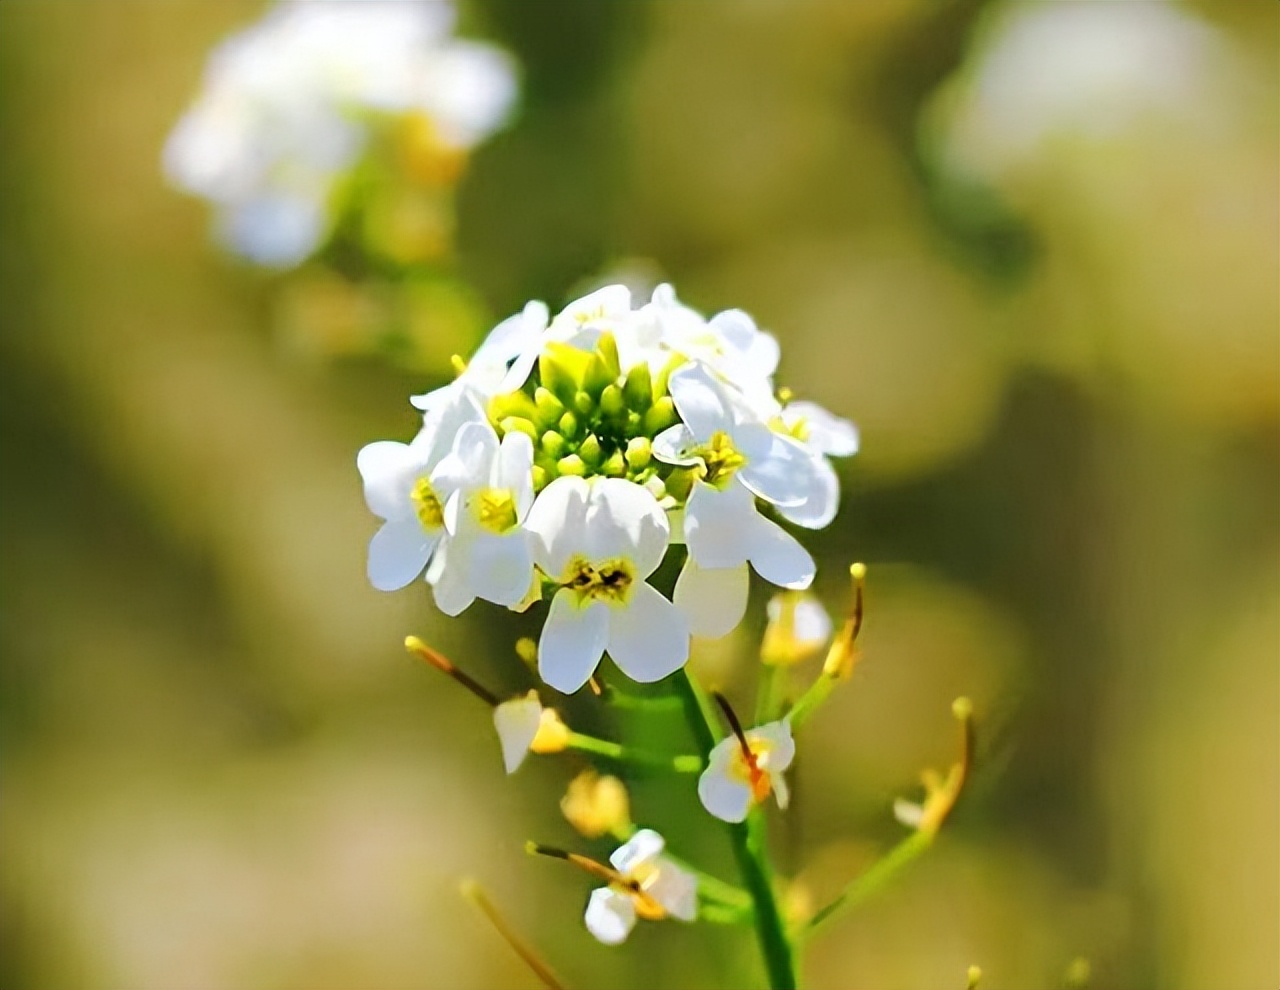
top-left (966, 964), bottom-right (983, 989)
top-left (850, 562), bottom-right (866, 581)
top-left (952, 696), bottom-right (973, 721)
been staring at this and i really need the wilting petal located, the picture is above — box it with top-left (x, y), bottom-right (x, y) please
top-left (607, 583), bottom-right (689, 683)
top-left (539, 589), bottom-right (609, 693)
top-left (674, 558), bottom-right (748, 639)
top-left (584, 887), bottom-right (636, 946)
top-left (367, 519), bottom-right (438, 591)
top-left (525, 476), bottom-right (591, 580)
top-left (492, 694), bottom-right (543, 774)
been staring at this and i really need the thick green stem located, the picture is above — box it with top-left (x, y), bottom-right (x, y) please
top-left (674, 670), bottom-right (799, 990)
top-left (564, 732), bottom-right (702, 773)
top-left (803, 829), bottom-right (933, 937)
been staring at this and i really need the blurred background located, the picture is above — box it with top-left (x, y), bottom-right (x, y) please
top-left (1, 1), bottom-right (1276, 988)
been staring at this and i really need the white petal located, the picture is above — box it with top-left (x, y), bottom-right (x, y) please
top-left (708, 309), bottom-right (759, 354)
top-left (411, 385), bottom-right (489, 468)
top-left (556, 284), bottom-right (631, 328)
top-left (492, 695), bottom-right (543, 774)
top-left (667, 362), bottom-right (733, 441)
top-left (683, 480), bottom-right (756, 569)
top-left (772, 772), bottom-right (791, 810)
top-left (650, 424), bottom-right (702, 467)
top-left (366, 519), bottom-right (438, 591)
top-left (468, 532), bottom-right (534, 608)
top-left (585, 479), bottom-right (670, 579)
top-left (894, 799), bottom-right (926, 830)
top-left (495, 432), bottom-right (535, 519)
top-left (539, 589), bottom-right (609, 693)
top-left (431, 421), bottom-right (499, 496)
top-left (749, 720), bottom-right (796, 774)
top-left (428, 540), bottom-right (476, 616)
top-left (766, 593), bottom-right (832, 648)
top-left (734, 424), bottom-right (813, 507)
top-left (606, 583), bottom-right (689, 684)
top-left (697, 756), bottom-right (754, 824)
top-left (474, 300), bottom-right (550, 366)
top-left (786, 400), bottom-right (859, 457)
top-left (746, 514), bottom-right (815, 590)
top-left (776, 454), bottom-right (840, 530)
top-left (356, 440), bottom-right (421, 520)
top-left (525, 476), bottom-right (591, 580)
top-left (584, 888), bottom-right (636, 946)
top-left (646, 858), bottom-right (698, 922)
top-left (674, 558), bottom-right (748, 639)
top-left (610, 828), bottom-right (665, 874)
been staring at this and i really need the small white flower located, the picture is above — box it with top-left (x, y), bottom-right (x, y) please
top-left (525, 477), bottom-right (689, 693)
top-left (427, 421), bottom-right (536, 615)
top-left (356, 387), bottom-right (486, 593)
top-left (654, 362), bottom-right (817, 636)
top-left (583, 829), bottom-right (697, 945)
top-left (410, 301), bottom-right (550, 412)
top-left (698, 719), bottom-right (796, 823)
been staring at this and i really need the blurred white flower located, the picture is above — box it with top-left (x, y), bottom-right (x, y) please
top-left (525, 477), bottom-right (689, 693)
top-left (584, 829), bottom-right (697, 945)
top-left (166, 0), bottom-right (517, 266)
top-left (698, 718), bottom-right (795, 823)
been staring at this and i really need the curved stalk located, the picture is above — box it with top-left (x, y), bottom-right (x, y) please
top-left (564, 731), bottom-right (702, 773)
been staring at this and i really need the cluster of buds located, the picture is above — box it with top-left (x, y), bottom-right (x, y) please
top-left (358, 283), bottom-right (858, 693)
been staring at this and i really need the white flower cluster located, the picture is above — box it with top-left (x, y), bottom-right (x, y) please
top-left (165, 0), bottom-right (516, 266)
top-left (358, 284), bottom-right (858, 695)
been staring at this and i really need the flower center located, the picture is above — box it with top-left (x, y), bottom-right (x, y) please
top-left (697, 430), bottom-right (746, 487)
top-left (411, 476), bottom-right (444, 531)
top-left (564, 556), bottom-right (634, 604)
top-left (472, 487), bottom-right (518, 533)
top-left (728, 739), bottom-right (774, 803)
top-left (614, 862), bottom-right (667, 920)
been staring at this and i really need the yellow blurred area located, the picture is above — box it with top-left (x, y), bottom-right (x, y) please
top-left (0, 2), bottom-right (1275, 989)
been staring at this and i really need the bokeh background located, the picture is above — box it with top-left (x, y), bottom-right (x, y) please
top-left (1, 1), bottom-right (1276, 988)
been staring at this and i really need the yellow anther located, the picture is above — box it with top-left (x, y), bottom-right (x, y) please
top-left (822, 562), bottom-right (866, 680)
top-left (564, 556), bottom-right (634, 603)
top-left (450, 353), bottom-right (468, 377)
top-left (411, 476), bottom-right (445, 531)
top-left (474, 488), bottom-right (518, 533)
top-left (698, 430), bottom-right (746, 486)
top-left (530, 707), bottom-right (571, 753)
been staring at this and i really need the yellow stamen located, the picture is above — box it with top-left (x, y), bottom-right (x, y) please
top-left (564, 556), bottom-right (634, 603)
top-left (473, 488), bottom-right (518, 533)
top-left (697, 430), bottom-right (746, 487)
top-left (411, 476), bottom-right (444, 531)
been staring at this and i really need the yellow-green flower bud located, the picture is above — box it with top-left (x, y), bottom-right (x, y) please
top-left (665, 466), bottom-right (695, 501)
top-left (540, 431), bottom-right (567, 460)
top-left (557, 454), bottom-right (586, 477)
top-left (595, 331), bottom-right (621, 378)
top-left (558, 410), bottom-right (579, 440)
top-left (642, 396), bottom-right (679, 436)
top-left (500, 416), bottom-right (539, 442)
top-left (623, 362), bottom-right (653, 411)
top-left (572, 389), bottom-right (595, 417)
top-left (539, 349), bottom-right (579, 405)
top-left (599, 383), bottom-right (626, 419)
top-left (625, 436), bottom-right (652, 470)
top-left (488, 390), bottom-right (537, 424)
top-left (601, 450), bottom-right (626, 476)
top-left (533, 386), bottom-right (565, 429)
top-left (578, 433), bottom-right (603, 467)
top-left (584, 351), bottom-right (616, 397)
top-left (531, 465), bottom-right (550, 491)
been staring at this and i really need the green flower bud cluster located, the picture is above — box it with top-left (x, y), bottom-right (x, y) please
top-left (487, 332), bottom-right (694, 497)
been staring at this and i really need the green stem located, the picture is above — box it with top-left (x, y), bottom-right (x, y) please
top-left (803, 829), bottom-right (933, 937)
top-left (674, 670), bottom-right (799, 990)
top-left (785, 673), bottom-right (836, 730)
top-left (564, 732), bottom-right (702, 773)
top-left (755, 663), bottom-right (783, 725)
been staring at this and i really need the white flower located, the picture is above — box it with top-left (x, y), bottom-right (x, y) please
top-left (525, 477), bottom-right (689, 693)
top-left (410, 301), bottom-right (550, 412)
top-left (698, 719), bottom-right (796, 823)
top-left (583, 829), bottom-right (697, 945)
top-left (357, 387), bottom-right (486, 593)
top-left (761, 591), bottom-right (833, 666)
top-left (492, 691), bottom-right (569, 774)
top-left (654, 362), bottom-right (817, 637)
top-left (427, 422), bottom-right (536, 615)
top-left (165, 0), bottom-right (516, 266)
top-left (502, 285), bottom-right (637, 396)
